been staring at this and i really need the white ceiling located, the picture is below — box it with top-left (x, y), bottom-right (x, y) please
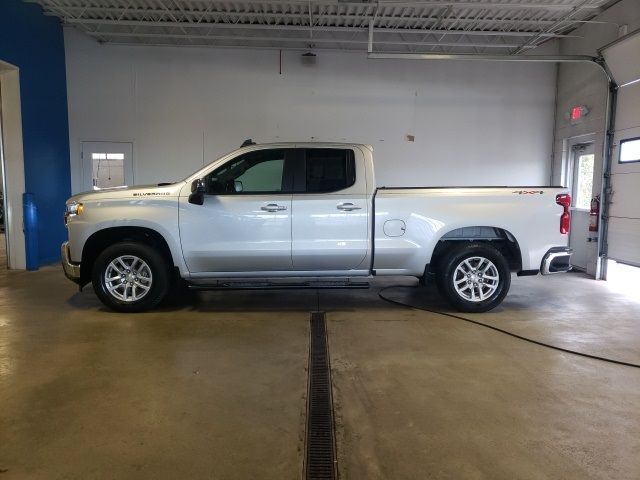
top-left (27, 0), bottom-right (614, 53)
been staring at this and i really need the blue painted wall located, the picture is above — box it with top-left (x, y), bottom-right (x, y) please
top-left (0, 0), bottom-right (71, 265)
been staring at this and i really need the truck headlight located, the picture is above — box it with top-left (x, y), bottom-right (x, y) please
top-left (64, 202), bottom-right (83, 225)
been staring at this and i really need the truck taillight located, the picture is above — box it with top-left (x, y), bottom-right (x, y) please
top-left (556, 194), bottom-right (571, 234)
top-left (560, 213), bottom-right (570, 234)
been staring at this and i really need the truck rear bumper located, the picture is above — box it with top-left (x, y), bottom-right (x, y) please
top-left (541, 247), bottom-right (573, 275)
top-left (61, 241), bottom-right (81, 283)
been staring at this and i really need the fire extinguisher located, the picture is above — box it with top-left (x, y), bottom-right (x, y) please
top-left (589, 195), bottom-right (600, 232)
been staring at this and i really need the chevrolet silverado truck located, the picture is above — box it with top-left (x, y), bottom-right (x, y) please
top-left (62, 142), bottom-right (572, 313)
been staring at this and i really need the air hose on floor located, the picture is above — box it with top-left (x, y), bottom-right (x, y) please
top-left (378, 285), bottom-right (640, 369)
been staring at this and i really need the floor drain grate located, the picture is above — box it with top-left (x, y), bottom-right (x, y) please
top-left (305, 311), bottom-right (337, 480)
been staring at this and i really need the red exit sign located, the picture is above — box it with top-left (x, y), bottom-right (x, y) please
top-left (570, 105), bottom-right (589, 121)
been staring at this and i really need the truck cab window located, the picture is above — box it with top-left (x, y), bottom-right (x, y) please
top-left (206, 149), bottom-right (286, 194)
top-left (305, 149), bottom-right (355, 193)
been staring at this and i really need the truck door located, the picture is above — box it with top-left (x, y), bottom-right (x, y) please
top-left (291, 148), bottom-right (369, 272)
top-left (179, 148), bottom-right (294, 273)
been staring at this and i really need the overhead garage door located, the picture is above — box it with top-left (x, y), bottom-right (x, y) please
top-left (602, 30), bottom-right (640, 267)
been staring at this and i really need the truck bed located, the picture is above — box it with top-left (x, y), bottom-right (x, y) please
top-left (372, 186), bottom-right (569, 276)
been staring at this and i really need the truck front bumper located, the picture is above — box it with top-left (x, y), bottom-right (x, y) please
top-left (61, 241), bottom-right (81, 283)
top-left (541, 247), bottom-right (573, 275)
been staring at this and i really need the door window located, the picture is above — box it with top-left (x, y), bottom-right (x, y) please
top-left (573, 152), bottom-right (595, 210)
top-left (206, 149), bottom-right (287, 194)
top-left (82, 142), bottom-right (133, 192)
top-left (304, 149), bottom-right (355, 193)
top-left (91, 152), bottom-right (125, 190)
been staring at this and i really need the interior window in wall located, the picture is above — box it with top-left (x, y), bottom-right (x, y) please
top-left (619, 137), bottom-right (640, 164)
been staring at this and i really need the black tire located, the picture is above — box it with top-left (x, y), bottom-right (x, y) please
top-left (92, 242), bottom-right (170, 312)
top-left (436, 243), bottom-right (511, 313)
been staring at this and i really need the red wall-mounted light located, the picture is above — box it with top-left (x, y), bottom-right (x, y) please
top-left (569, 105), bottom-right (589, 121)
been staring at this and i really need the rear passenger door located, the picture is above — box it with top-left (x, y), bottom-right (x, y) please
top-left (291, 148), bottom-right (369, 271)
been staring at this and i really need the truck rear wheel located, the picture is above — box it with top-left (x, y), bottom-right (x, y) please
top-left (436, 243), bottom-right (510, 313)
top-left (92, 242), bottom-right (170, 312)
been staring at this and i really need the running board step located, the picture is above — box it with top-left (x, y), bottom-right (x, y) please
top-left (188, 280), bottom-right (370, 291)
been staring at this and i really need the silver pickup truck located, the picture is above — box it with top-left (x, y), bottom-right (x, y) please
top-left (62, 142), bottom-right (572, 313)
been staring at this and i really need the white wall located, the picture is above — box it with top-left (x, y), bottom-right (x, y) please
top-left (552, 0), bottom-right (640, 275)
top-left (64, 27), bottom-right (557, 194)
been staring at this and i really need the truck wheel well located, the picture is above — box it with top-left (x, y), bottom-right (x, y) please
top-left (80, 227), bottom-right (175, 285)
top-left (427, 227), bottom-right (522, 276)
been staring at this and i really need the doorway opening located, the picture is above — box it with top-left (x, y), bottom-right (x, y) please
top-left (606, 260), bottom-right (640, 295)
top-left (0, 61), bottom-right (27, 270)
top-left (568, 142), bottom-right (596, 272)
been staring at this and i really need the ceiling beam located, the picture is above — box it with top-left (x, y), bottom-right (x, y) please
top-left (28, 0), bottom-right (606, 53)
top-left (34, 0), bottom-right (607, 11)
top-left (86, 31), bottom-right (524, 49)
top-left (512, 0), bottom-right (597, 54)
top-left (55, 13), bottom-right (576, 29)
top-left (61, 18), bottom-right (580, 38)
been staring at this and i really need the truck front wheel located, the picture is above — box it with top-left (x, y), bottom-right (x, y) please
top-left (92, 242), bottom-right (170, 312)
top-left (436, 243), bottom-right (510, 313)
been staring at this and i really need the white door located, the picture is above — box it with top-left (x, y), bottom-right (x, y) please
top-left (179, 148), bottom-right (293, 274)
top-left (569, 143), bottom-right (595, 271)
top-left (601, 32), bottom-right (640, 268)
top-left (291, 148), bottom-right (369, 271)
top-left (608, 134), bottom-right (640, 267)
top-left (81, 142), bottom-right (133, 191)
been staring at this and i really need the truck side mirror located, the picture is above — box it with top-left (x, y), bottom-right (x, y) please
top-left (188, 178), bottom-right (206, 205)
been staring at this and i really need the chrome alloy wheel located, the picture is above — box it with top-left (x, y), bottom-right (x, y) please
top-left (104, 255), bottom-right (153, 302)
top-left (452, 256), bottom-right (500, 303)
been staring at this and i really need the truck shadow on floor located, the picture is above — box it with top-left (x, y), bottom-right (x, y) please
top-left (65, 282), bottom-right (454, 314)
top-left (66, 286), bottom-right (320, 313)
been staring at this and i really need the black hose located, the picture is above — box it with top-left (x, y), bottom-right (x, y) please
top-left (378, 285), bottom-right (640, 369)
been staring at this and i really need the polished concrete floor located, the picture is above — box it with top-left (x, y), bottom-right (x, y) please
top-left (1, 264), bottom-right (639, 479)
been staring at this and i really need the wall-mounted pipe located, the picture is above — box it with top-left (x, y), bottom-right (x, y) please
top-left (368, 52), bottom-right (602, 68)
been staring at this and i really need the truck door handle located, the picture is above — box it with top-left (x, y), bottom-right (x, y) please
top-left (261, 203), bottom-right (287, 212)
top-left (337, 203), bottom-right (361, 211)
